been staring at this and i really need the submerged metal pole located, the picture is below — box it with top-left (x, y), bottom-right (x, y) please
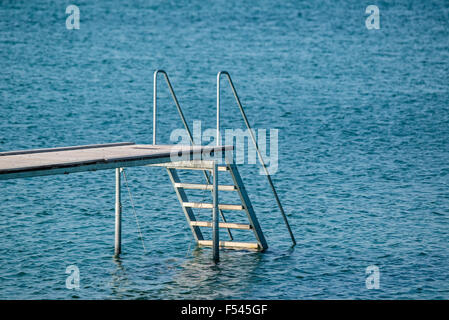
top-left (114, 168), bottom-right (122, 257)
top-left (212, 162), bottom-right (219, 262)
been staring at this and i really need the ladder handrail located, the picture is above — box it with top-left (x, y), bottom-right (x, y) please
top-left (216, 71), bottom-right (296, 246)
top-left (153, 70), bottom-right (194, 145)
top-left (153, 70), bottom-right (234, 239)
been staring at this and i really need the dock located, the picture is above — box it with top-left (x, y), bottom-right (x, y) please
top-left (0, 142), bottom-right (231, 180)
top-left (0, 141), bottom-right (234, 261)
top-left (0, 70), bottom-right (295, 262)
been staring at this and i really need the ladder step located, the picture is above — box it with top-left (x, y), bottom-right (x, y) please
top-left (183, 202), bottom-right (244, 210)
top-left (153, 161), bottom-right (229, 171)
top-left (174, 183), bottom-right (237, 191)
top-left (190, 221), bottom-right (252, 230)
top-left (151, 160), bottom-right (215, 170)
top-left (198, 240), bottom-right (260, 250)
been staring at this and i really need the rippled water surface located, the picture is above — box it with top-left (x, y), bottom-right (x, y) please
top-left (1, 0), bottom-right (449, 299)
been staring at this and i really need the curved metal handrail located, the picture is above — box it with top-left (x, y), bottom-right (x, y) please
top-left (217, 71), bottom-right (296, 245)
top-left (153, 70), bottom-right (193, 145)
top-left (153, 70), bottom-right (234, 240)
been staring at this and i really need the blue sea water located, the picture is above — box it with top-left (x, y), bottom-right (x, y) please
top-left (0, 0), bottom-right (449, 299)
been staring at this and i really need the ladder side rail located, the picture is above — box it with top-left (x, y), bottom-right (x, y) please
top-left (225, 157), bottom-right (268, 250)
top-left (166, 168), bottom-right (204, 242)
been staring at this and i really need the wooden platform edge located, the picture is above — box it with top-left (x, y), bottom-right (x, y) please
top-left (0, 145), bottom-right (234, 181)
top-left (0, 142), bottom-right (136, 157)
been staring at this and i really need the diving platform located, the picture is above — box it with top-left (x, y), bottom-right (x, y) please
top-left (0, 142), bottom-right (231, 180)
top-left (0, 70), bottom-right (295, 262)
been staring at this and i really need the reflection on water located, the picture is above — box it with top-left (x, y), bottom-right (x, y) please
top-left (109, 257), bottom-right (131, 299)
top-left (106, 245), bottom-right (266, 299)
top-left (167, 247), bottom-right (264, 299)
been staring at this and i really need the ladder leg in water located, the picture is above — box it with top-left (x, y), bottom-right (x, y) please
top-left (212, 161), bottom-right (219, 262)
top-left (114, 168), bottom-right (122, 257)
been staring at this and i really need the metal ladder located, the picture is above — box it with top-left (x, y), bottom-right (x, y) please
top-left (152, 70), bottom-right (294, 260)
top-left (152, 159), bottom-right (268, 251)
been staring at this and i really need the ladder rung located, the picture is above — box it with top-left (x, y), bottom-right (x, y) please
top-left (183, 202), bottom-right (244, 210)
top-left (153, 162), bottom-right (229, 171)
top-left (174, 183), bottom-right (237, 191)
top-left (190, 221), bottom-right (252, 230)
top-left (198, 240), bottom-right (260, 250)
top-left (151, 160), bottom-right (215, 170)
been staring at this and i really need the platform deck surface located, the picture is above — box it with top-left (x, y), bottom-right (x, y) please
top-left (0, 142), bottom-right (231, 180)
